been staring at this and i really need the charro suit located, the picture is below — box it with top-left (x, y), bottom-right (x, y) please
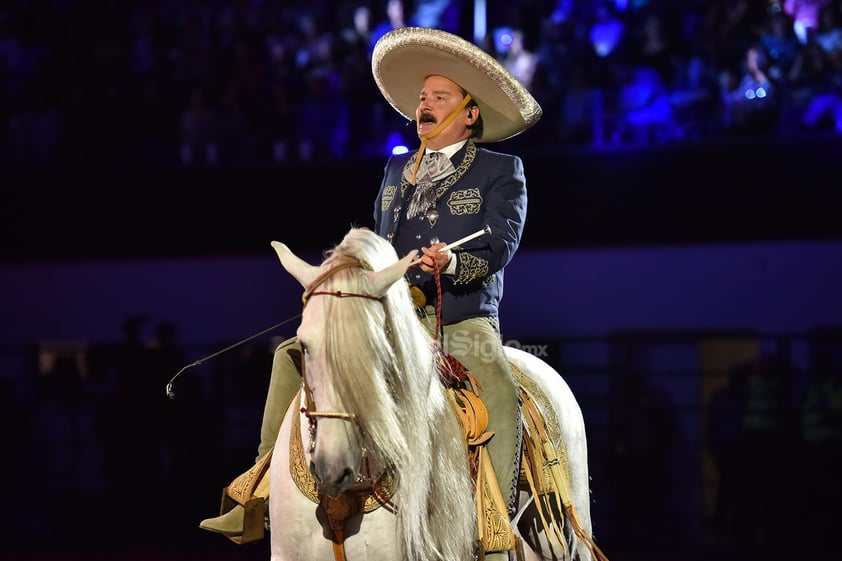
top-left (374, 139), bottom-right (527, 324)
top-left (374, 138), bottom-right (526, 512)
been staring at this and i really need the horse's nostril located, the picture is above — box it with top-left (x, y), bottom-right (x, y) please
top-left (338, 468), bottom-right (355, 488)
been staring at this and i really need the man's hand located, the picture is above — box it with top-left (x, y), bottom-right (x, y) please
top-left (419, 242), bottom-right (452, 274)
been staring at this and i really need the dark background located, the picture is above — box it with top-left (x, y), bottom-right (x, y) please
top-left (2, 1), bottom-right (841, 560)
top-left (5, 134), bottom-right (841, 263)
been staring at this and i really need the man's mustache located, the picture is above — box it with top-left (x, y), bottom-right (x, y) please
top-left (419, 112), bottom-right (436, 124)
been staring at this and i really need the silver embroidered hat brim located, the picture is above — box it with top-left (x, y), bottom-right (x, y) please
top-left (371, 27), bottom-right (542, 143)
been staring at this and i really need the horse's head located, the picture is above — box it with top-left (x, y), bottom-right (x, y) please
top-left (271, 228), bottom-right (420, 497)
top-left (270, 229), bottom-right (491, 561)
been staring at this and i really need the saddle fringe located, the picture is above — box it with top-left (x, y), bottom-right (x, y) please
top-left (448, 365), bottom-right (609, 561)
top-left (520, 387), bottom-right (609, 561)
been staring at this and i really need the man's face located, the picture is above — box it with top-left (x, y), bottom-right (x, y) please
top-left (415, 75), bottom-right (475, 149)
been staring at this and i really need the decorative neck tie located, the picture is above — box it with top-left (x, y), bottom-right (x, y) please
top-left (404, 151), bottom-right (456, 185)
top-left (405, 152), bottom-right (455, 220)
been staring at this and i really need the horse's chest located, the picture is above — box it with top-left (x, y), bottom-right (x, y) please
top-left (269, 411), bottom-right (402, 560)
top-left (269, 478), bottom-right (400, 560)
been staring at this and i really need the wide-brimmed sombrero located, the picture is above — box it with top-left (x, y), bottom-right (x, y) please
top-left (371, 27), bottom-right (542, 143)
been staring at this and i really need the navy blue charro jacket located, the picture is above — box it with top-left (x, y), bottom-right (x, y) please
top-left (373, 140), bottom-right (527, 325)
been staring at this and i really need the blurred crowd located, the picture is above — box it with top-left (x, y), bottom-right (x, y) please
top-left (2, 0), bottom-right (842, 169)
top-left (707, 350), bottom-right (842, 556)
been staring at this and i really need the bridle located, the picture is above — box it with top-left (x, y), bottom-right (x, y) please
top-left (295, 257), bottom-right (396, 561)
top-left (302, 255), bottom-right (383, 307)
top-left (298, 256), bottom-right (384, 453)
top-left (295, 255), bottom-right (400, 532)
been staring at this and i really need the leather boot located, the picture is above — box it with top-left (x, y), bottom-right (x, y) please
top-left (199, 451), bottom-right (271, 538)
top-left (199, 504), bottom-right (246, 535)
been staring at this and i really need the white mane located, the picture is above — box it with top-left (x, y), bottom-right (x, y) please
top-left (312, 228), bottom-right (476, 561)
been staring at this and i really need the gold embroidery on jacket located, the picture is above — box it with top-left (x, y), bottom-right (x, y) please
top-left (455, 253), bottom-right (490, 285)
top-left (447, 188), bottom-right (482, 216)
top-left (381, 185), bottom-right (397, 212)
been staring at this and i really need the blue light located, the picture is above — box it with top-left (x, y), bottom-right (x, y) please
top-left (744, 87), bottom-right (768, 100)
top-left (493, 27), bottom-right (514, 54)
top-left (589, 18), bottom-right (624, 58)
top-left (384, 130), bottom-right (410, 156)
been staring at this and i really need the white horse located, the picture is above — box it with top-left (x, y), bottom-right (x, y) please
top-left (268, 228), bottom-right (606, 561)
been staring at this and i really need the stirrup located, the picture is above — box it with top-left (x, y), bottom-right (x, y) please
top-left (219, 447), bottom-right (274, 544)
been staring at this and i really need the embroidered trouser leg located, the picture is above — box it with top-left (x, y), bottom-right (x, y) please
top-left (422, 315), bottom-right (521, 513)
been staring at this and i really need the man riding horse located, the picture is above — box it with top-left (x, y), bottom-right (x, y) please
top-left (200, 27), bottom-right (542, 561)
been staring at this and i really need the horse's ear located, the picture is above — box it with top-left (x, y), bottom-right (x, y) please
top-left (367, 250), bottom-right (417, 298)
top-left (271, 241), bottom-right (320, 288)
